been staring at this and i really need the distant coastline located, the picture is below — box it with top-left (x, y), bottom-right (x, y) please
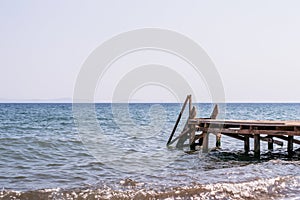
top-left (0, 98), bottom-right (72, 103)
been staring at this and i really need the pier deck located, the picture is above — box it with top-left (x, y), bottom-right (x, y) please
top-left (167, 95), bottom-right (300, 157)
top-left (189, 119), bottom-right (300, 136)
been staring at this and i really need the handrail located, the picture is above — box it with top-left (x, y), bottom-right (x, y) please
top-left (167, 95), bottom-right (191, 145)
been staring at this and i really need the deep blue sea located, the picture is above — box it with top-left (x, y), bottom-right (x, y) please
top-left (0, 103), bottom-right (299, 199)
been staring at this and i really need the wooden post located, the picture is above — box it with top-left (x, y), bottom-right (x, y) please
top-left (210, 104), bottom-right (219, 150)
top-left (210, 105), bottom-right (218, 119)
top-left (188, 95), bottom-right (192, 118)
top-left (254, 134), bottom-right (260, 158)
top-left (288, 136), bottom-right (294, 157)
top-left (188, 106), bottom-right (197, 150)
top-left (189, 125), bottom-right (196, 150)
top-left (216, 133), bottom-right (221, 148)
top-left (244, 135), bottom-right (250, 154)
top-left (268, 136), bottom-right (273, 151)
top-left (202, 131), bottom-right (209, 153)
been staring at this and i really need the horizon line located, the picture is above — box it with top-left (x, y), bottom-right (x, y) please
top-left (0, 98), bottom-right (299, 104)
top-left (0, 101), bottom-right (299, 104)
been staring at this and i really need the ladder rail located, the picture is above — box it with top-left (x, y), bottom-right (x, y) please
top-left (167, 95), bottom-right (191, 145)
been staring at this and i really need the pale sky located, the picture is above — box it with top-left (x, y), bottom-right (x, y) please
top-left (0, 0), bottom-right (300, 103)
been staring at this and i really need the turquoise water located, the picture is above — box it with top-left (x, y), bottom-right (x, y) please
top-left (0, 103), bottom-right (299, 199)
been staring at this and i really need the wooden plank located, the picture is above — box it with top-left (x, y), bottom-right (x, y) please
top-left (176, 128), bottom-right (191, 148)
top-left (168, 128), bottom-right (190, 146)
top-left (189, 119), bottom-right (300, 127)
top-left (222, 133), bottom-right (245, 141)
top-left (171, 104), bottom-right (197, 148)
top-left (189, 119), bottom-right (286, 126)
top-left (194, 133), bottom-right (204, 141)
top-left (222, 133), bottom-right (282, 148)
top-left (196, 127), bottom-right (300, 136)
top-left (261, 136), bottom-right (283, 146)
top-left (274, 135), bottom-right (300, 145)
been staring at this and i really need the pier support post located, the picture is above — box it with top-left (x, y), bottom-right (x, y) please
top-left (268, 136), bottom-right (273, 151)
top-left (244, 135), bottom-right (250, 154)
top-left (202, 131), bottom-right (209, 153)
top-left (216, 133), bottom-right (221, 148)
top-left (188, 106), bottom-right (197, 150)
top-left (189, 124), bottom-right (196, 151)
top-left (288, 136), bottom-right (294, 157)
top-left (254, 134), bottom-right (260, 158)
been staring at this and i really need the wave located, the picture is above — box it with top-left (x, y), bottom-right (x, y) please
top-left (1, 176), bottom-right (299, 200)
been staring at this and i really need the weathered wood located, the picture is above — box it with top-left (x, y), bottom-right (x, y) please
top-left (226, 134), bottom-right (283, 146)
top-left (176, 128), bottom-right (191, 148)
top-left (188, 95), bottom-right (192, 118)
top-left (168, 95), bottom-right (300, 157)
top-left (254, 134), bottom-right (260, 158)
top-left (216, 133), bottom-right (221, 148)
top-left (189, 119), bottom-right (287, 126)
top-left (175, 108), bottom-right (202, 150)
top-left (167, 95), bottom-right (191, 145)
top-left (168, 128), bottom-right (190, 146)
top-left (173, 105), bottom-right (197, 148)
top-left (196, 127), bottom-right (300, 136)
top-left (209, 105), bottom-right (221, 149)
top-left (200, 104), bottom-right (219, 152)
top-left (274, 135), bottom-right (300, 145)
top-left (189, 119), bottom-right (300, 127)
top-left (194, 133), bottom-right (204, 141)
top-left (261, 136), bottom-right (283, 146)
top-left (202, 131), bottom-right (209, 153)
top-left (222, 133), bottom-right (245, 141)
top-left (190, 133), bottom-right (204, 150)
top-left (188, 106), bottom-right (197, 149)
top-left (176, 118), bottom-right (192, 148)
top-left (210, 105), bottom-right (219, 119)
top-left (244, 135), bottom-right (250, 154)
top-left (288, 136), bottom-right (294, 157)
top-left (267, 136), bottom-right (273, 150)
top-left (189, 125), bottom-right (196, 147)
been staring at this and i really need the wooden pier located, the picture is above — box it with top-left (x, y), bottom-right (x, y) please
top-left (167, 95), bottom-right (300, 157)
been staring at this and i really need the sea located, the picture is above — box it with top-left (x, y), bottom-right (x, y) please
top-left (0, 103), bottom-right (300, 200)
